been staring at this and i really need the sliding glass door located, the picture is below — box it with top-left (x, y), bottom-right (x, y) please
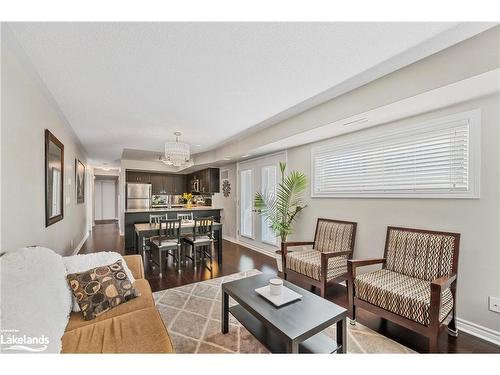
top-left (238, 152), bottom-right (286, 254)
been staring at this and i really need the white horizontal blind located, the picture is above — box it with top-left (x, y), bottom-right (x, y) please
top-left (312, 113), bottom-right (479, 198)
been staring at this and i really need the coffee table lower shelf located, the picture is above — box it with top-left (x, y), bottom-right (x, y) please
top-left (229, 304), bottom-right (341, 354)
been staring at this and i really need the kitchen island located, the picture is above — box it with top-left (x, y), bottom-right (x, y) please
top-left (124, 206), bottom-right (222, 251)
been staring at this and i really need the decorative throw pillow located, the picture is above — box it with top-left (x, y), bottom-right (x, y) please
top-left (66, 260), bottom-right (140, 320)
top-left (63, 252), bottom-right (136, 312)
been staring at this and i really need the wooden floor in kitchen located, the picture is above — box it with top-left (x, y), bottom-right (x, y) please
top-left (80, 222), bottom-right (500, 354)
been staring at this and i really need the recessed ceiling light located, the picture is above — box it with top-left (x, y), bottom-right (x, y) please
top-left (241, 154), bottom-right (251, 158)
top-left (223, 156), bottom-right (231, 160)
top-left (195, 144), bottom-right (202, 147)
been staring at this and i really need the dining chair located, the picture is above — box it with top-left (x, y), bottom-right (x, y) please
top-left (150, 214), bottom-right (167, 223)
top-left (142, 213), bottom-right (169, 265)
top-left (177, 212), bottom-right (193, 221)
top-left (183, 217), bottom-right (215, 271)
top-left (148, 218), bottom-right (182, 276)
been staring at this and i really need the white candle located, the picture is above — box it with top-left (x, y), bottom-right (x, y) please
top-left (269, 278), bottom-right (283, 295)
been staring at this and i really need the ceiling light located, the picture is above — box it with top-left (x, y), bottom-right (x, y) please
top-left (241, 154), bottom-right (251, 158)
top-left (160, 131), bottom-right (192, 167)
top-left (223, 156), bottom-right (232, 160)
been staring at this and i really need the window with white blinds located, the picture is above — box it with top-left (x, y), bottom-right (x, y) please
top-left (311, 110), bottom-right (480, 198)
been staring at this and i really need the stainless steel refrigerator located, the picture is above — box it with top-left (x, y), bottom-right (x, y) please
top-left (126, 183), bottom-right (151, 209)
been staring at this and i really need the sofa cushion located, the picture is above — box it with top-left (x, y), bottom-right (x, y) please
top-left (65, 279), bottom-right (154, 332)
top-left (354, 269), bottom-right (453, 326)
top-left (66, 260), bottom-right (140, 320)
top-left (63, 251), bottom-right (136, 312)
top-left (286, 250), bottom-right (347, 281)
top-left (61, 307), bottom-right (175, 353)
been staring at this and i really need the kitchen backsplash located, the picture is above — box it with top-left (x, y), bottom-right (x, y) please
top-left (152, 194), bottom-right (213, 206)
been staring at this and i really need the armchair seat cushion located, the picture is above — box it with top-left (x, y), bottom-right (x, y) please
top-left (354, 269), bottom-right (453, 326)
top-left (286, 250), bottom-right (347, 281)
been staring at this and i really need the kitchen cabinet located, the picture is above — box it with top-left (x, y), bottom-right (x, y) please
top-left (187, 168), bottom-right (220, 193)
top-left (150, 174), bottom-right (165, 194)
top-left (173, 175), bottom-right (187, 194)
top-left (150, 173), bottom-right (187, 195)
top-left (126, 171), bottom-right (150, 183)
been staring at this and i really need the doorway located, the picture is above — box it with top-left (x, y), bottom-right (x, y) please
top-left (94, 177), bottom-right (118, 222)
top-left (237, 152), bottom-right (286, 255)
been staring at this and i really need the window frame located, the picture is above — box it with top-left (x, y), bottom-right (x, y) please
top-left (311, 109), bottom-right (481, 199)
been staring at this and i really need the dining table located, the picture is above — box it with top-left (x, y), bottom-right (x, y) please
top-left (134, 220), bottom-right (223, 265)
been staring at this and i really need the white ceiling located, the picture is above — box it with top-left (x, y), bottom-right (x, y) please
top-left (7, 22), bottom-right (491, 166)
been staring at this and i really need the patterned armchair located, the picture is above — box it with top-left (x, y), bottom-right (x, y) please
top-left (282, 218), bottom-right (357, 298)
top-left (347, 226), bottom-right (460, 353)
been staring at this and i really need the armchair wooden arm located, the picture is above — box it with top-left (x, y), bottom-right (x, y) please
top-left (431, 274), bottom-right (457, 291)
top-left (347, 258), bottom-right (386, 279)
top-left (429, 274), bottom-right (457, 329)
top-left (282, 241), bottom-right (315, 248)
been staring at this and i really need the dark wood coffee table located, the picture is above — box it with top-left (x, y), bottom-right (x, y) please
top-left (221, 274), bottom-right (347, 354)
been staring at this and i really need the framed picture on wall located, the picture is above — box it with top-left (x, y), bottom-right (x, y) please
top-left (75, 159), bottom-right (85, 204)
top-left (45, 129), bottom-right (64, 226)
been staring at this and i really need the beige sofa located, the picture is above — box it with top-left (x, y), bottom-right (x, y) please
top-left (61, 255), bottom-right (174, 353)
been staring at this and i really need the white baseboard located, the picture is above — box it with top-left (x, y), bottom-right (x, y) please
top-left (72, 231), bottom-right (90, 256)
top-left (456, 317), bottom-right (500, 346)
top-left (222, 235), bottom-right (238, 243)
top-left (227, 237), bottom-right (276, 259)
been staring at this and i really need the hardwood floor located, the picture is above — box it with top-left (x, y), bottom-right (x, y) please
top-left (81, 222), bottom-right (500, 354)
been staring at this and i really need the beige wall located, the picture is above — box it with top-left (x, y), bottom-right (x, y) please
top-left (1, 36), bottom-right (89, 256)
top-left (212, 163), bottom-right (237, 239)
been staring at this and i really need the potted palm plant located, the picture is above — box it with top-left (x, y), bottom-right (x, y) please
top-left (254, 162), bottom-right (308, 273)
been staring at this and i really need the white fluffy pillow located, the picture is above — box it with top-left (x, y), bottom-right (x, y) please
top-left (1, 247), bottom-right (72, 353)
top-left (63, 252), bottom-right (136, 312)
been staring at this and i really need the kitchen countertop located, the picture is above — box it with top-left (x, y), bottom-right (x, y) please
top-left (125, 206), bottom-right (223, 214)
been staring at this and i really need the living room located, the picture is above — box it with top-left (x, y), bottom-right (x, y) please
top-left (1, 1), bottom-right (499, 373)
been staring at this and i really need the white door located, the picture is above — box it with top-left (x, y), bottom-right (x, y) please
top-left (94, 180), bottom-right (117, 220)
top-left (237, 152), bottom-right (286, 254)
top-left (101, 180), bottom-right (116, 220)
top-left (94, 180), bottom-right (103, 220)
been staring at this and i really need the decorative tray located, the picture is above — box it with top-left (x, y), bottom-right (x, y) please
top-left (255, 285), bottom-right (302, 307)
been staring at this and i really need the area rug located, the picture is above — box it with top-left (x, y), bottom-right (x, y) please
top-left (153, 270), bottom-right (415, 354)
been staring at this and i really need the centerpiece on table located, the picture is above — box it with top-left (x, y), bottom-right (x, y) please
top-left (182, 192), bottom-right (193, 208)
top-left (254, 162), bottom-right (308, 272)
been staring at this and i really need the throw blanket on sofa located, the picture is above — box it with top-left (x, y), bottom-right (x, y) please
top-left (0, 247), bottom-right (72, 353)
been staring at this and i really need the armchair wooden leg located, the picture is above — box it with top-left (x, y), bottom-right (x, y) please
top-left (448, 309), bottom-right (458, 337)
top-left (347, 277), bottom-right (356, 322)
top-left (429, 333), bottom-right (439, 353)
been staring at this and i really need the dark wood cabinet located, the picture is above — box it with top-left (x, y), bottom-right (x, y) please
top-left (187, 168), bottom-right (220, 193)
top-left (150, 173), bottom-right (187, 195)
top-left (126, 171), bottom-right (150, 183)
top-left (150, 174), bottom-right (164, 194)
top-left (126, 169), bottom-right (215, 195)
top-left (173, 174), bottom-right (187, 194)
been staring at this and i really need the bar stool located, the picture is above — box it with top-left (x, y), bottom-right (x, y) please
top-left (148, 218), bottom-right (182, 276)
top-left (184, 217), bottom-right (215, 271)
